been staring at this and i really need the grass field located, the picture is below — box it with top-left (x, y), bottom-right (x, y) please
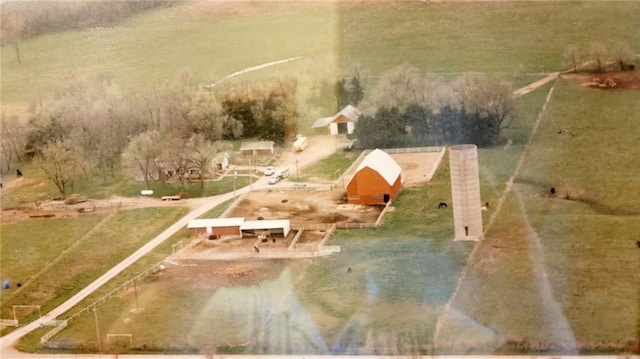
top-left (294, 150), bottom-right (362, 182)
top-left (3, 1), bottom-right (640, 111)
top-left (436, 80), bottom-right (640, 353)
top-left (0, 206), bottom-right (188, 335)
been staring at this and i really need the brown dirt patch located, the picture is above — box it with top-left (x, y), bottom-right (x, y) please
top-left (0, 194), bottom-right (189, 224)
top-left (226, 189), bottom-right (381, 227)
top-left (390, 151), bottom-right (444, 187)
top-left (150, 260), bottom-right (308, 290)
top-left (563, 71), bottom-right (640, 90)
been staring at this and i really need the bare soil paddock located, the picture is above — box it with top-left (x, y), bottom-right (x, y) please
top-left (225, 189), bottom-right (382, 227)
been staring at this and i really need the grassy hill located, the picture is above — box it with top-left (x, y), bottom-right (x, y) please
top-left (3, 1), bottom-right (640, 110)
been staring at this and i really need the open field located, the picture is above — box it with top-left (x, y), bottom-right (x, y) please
top-left (0, 206), bottom-right (188, 334)
top-left (3, 1), bottom-right (640, 112)
top-left (436, 79), bottom-right (640, 353)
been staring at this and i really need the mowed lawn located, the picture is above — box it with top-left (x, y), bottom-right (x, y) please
top-left (437, 80), bottom-right (640, 353)
top-left (0, 206), bottom-right (188, 333)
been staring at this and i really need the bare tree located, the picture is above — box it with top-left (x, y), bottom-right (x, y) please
top-left (371, 63), bottom-right (421, 109)
top-left (0, 112), bottom-right (27, 171)
top-left (122, 131), bottom-right (163, 190)
top-left (38, 141), bottom-right (88, 198)
top-left (613, 42), bottom-right (636, 71)
top-left (1, 11), bottom-right (26, 64)
top-left (185, 134), bottom-right (218, 190)
top-left (161, 134), bottom-right (190, 188)
top-left (562, 44), bottom-right (580, 72)
top-left (590, 42), bottom-right (608, 72)
top-left (454, 74), bottom-right (518, 145)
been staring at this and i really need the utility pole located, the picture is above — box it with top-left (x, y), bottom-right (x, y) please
top-left (233, 171), bottom-right (237, 200)
top-left (93, 306), bottom-right (102, 352)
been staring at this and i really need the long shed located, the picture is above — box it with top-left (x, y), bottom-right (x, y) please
top-left (346, 149), bottom-right (402, 205)
top-left (187, 217), bottom-right (245, 238)
top-left (240, 219), bottom-right (291, 238)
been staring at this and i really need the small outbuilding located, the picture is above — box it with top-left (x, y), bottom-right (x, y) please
top-left (187, 217), bottom-right (245, 238)
top-left (346, 149), bottom-right (402, 205)
top-left (240, 219), bottom-right (291, 238)
top-left (312, 105), bottom-right (361, 135)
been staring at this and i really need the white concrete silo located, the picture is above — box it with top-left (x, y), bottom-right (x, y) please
top-left (449, 144), bottom-right (483, 241)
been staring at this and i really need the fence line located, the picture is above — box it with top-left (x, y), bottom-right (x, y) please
top-left (218, 190), bottom-right (250, 218)
top-left (374, 201), bottom-right (394, 227)
top-left (40, 319), bottom-right (68, 344)
top-left (40, 237), bottom-right (201, 347)
top-left (384, 146), bottom-right (444, 154)
top-left (0, 319), bottom-right (18, 327)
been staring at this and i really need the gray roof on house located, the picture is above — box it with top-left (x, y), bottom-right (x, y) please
top-left (240, 141), bottom-right (274, 151)
top-left (311, 105), bottom-right (361, 129)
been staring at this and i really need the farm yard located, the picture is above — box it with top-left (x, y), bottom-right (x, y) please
top-left (1, 0), bottom-right (640, 356)
top-left (226, 189), bottom-right (380, 226)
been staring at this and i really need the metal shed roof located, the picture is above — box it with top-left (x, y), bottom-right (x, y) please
top-left (187, 217), bottom-right (245, 228)
top-left (240, 141), bottom-right (274, 151)
top-left (240, 219), bottom-right (290, 231)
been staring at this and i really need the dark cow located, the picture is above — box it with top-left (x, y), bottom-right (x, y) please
top-left (438, 202), bottom-right (448, 209)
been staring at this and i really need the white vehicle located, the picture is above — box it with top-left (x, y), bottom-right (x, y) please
top-left (263, 166), bottom-right (276, 176)
top-left (293, 136), bottom-right (308, 152)
top-left (274, 167), bottom-right (289, 179)
top-left (268, 175), bottom-right (280, 185)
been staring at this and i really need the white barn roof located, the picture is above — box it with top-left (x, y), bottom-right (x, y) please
top-left (354, 149), bottom-right (402, 186)
top-left (311, 105), bottom-right (361, 129)
top-left (187, 217), bottom-right (245, 229)
top-left (337, 105), bottom-right (361, 122)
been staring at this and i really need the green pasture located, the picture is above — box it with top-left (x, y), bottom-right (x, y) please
top-left (1, 206), bottom-right (187, 335)
top-left (438, 80), bottom-right (640, 353)
top-left (3, 1), bottom-right (640, 110)
top-left (294, 150), bottom-right (362, 182)
top-left (338, 1), bottom-right (640, 76)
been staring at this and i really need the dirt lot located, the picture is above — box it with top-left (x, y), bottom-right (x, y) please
top-left (390, 150), bottom-right (445, 187)
top-left (563, 70), bottom-right (640, 90)
top-left (225, 189), bottom-right (381, 227)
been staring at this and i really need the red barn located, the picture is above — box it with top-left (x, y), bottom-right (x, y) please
top-left (187, 217), bottom-right (245, 238)
top-left (346, 149), bottom-right (402, 205)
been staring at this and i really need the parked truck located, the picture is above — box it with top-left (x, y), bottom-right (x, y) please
top-left (293, 136), bottom-right (308, 152)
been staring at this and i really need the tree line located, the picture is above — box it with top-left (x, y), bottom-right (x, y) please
top-left (353, 64), bottom-right (518, 149)
top-left (562, 41), bottom-right (636, 73)
top-left (0, 70), bottom-right (299, 197)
